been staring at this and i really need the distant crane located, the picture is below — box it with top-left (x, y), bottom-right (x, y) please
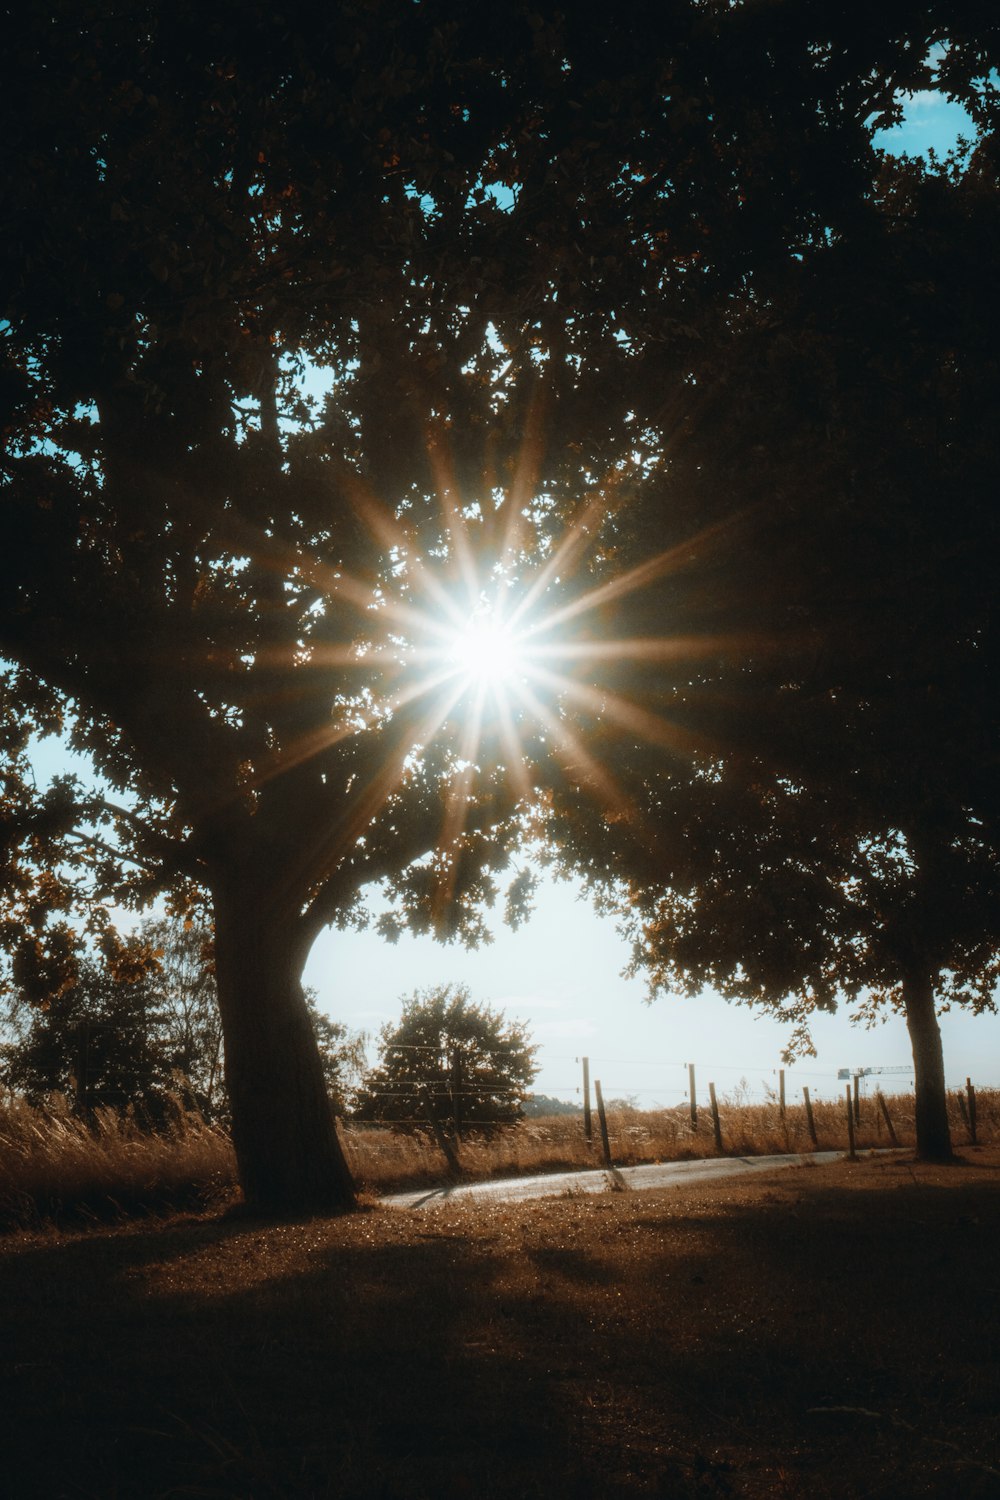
top-left (837, 1065), bottom-right (913, 1124)
top-left (837, 1066), bottom-right (912, 1081)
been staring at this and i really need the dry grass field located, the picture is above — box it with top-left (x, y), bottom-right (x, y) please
top-left (1, 1086), bottom-right (991, 1229)
top-left (1, 1146), bottom-right (998, 1499)
top-left (0, 1091), bottom-right (237, 1230)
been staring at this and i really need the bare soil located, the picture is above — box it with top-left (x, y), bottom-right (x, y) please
top-left (2, 1147), bottom-right (998, 1499)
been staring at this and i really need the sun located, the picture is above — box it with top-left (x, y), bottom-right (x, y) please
top-left (446, 613), bottom-right (524, 692)
top-left (278, 436), bottom-right (736, 900)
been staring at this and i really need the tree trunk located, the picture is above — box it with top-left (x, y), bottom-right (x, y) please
top-left (901, 970), bottom-right (953, 1162)
top-left (212, 881), bottom-right (357, 1216)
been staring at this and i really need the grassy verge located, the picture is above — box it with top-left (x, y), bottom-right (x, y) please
top-left (2, 1147), bottom-right (998, 1498)
top-left (0, 1092), bottom-right (236, 1230)
top-left (1, 1087), bottom-right (992, 1229)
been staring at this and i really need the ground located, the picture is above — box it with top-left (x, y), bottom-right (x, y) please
top-left (2, 1148), bottom-right (998, 1498)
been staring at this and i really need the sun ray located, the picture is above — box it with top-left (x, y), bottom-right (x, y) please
top-left (536, 510), bottom-right (757, 636)
top-left (425, 417), bottom-right (481, 603)
top-left (493, 691), bottom-right (538, 805)
top-left (518, 633), bottom-right (747, 667)
top-left (506, 490), bottom-right (612, 630)
top-left (245, 660), bottom-right (467, 796)
top-left (526, 663), bottom-right (717, 760)
top-left (498, 379), bottom-right (550, 572)
top-left (287, 676), bottom-right (471, 904)
top-left (430, 684), bottom-right (489, 922)
top-left (329, 471), bottom-right (482, 643)
top-left (514, 680), bottom-right (637, 823)
top-left (234, 393), bottom-right (768, 922)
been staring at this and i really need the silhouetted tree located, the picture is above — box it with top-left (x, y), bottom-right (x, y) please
top-left (2, 913), bottom-right (366, 1124)
top-left (548, 142), bottom-right (1000, 1161)
top-left (354, 985), bottom-right (536, 1135)
top-left (2, 950), bottom-right (173, 1114)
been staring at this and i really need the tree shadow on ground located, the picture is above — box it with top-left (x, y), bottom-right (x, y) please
top-left (1, 1213), bottom-right (601, 1499)
top-left (1, 1163), bottom-right (998, 1499)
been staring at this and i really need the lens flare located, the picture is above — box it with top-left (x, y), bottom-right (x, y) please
top-left (447, 615), bottom-right (523, 690)
top-left (257, 412), bottom-right (747, 922)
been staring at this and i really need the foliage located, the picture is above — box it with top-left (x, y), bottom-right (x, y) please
top-left (308, 1002), bottom-right (369, 1117)
top-left (354, 984), bottom-right (536, 1135)
top-left (138, 916), bottom-right (223, 1110)
top-left (0, 675), bottom-right (139, 1008)
top-left (0, 914), bottom-right (224, 1118)
top-left (544, 139), bottom-right (1000, 1158)
top-left (2, 953), bottom-right (181, 1116)
top-left (1, 915), bottom-right (364, 1120)
top-left (523, 1093), bottom-right (581, 1118)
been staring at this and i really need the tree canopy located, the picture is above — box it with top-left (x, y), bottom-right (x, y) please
top-left (354, 984), bottom-right (536, 1135)
top-left (3, 2), bottom-right (998, 1206)
top-left (545, 139), bottom-right (1000, 1159)
top-left (1, 914), bottom-right (366, 1121)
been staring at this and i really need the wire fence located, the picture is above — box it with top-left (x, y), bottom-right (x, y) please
top-left (530, 1054), bottom-right (914, 1108)
top-left (360, 1041), bottom-right (934, 1107)
top-left (345, 1038), bottom-right (1000, 1141)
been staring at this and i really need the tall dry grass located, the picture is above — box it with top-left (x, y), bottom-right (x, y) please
top-left (1, 1085), bottom-right (991, 1228)
top-left (0, 1090), bottom-right (236, 1230)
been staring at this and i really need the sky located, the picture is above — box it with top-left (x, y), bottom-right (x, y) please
top-left (305, 866), bottom-right (1000, 1107)
top-left (23, 79), bottom-right (998, 1110)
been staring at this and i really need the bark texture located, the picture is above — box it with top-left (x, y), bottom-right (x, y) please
top-left (212, 881), bottom-right (357, 1215)
top-left (902, 970), bottom-right (953, 1162)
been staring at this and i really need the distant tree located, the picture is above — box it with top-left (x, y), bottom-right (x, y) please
top-left (354, 985), bottom-right (536, 1136)
top-left (2, 914), bottom-right (365, 1122)
top-left (523, 1094), bottom-right (581, 1118)
top-left (139, 916), bottom-right (223, 1112)
top-left (1, 951), bottom-right (174, 1114)
top-left (309, 1003), bottom-right (368, 1117)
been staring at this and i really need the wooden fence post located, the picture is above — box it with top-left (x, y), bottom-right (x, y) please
top-left (876, 1091), bottom-right (898, 1147)
top-left (967, 1078), bottom-right (978, 1146)
top-left (688, 1063), bottom-right (697, 1130)
top-left (594, 1079), bottom-right (613, 1168)
top-left (845, 1085), bottom-right (857, 1160)
top-left (582, 1056), bottom-right (592, 1141)
top-left (708, 1082), bottom-right (724, 1154)
top-left (779, 1068), bottom-right (786, 1118)
top-left (803, 1086), bottom-right (818, 1147)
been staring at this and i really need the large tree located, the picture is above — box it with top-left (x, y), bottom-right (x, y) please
top-left (2, 2), bottom-right (988, 1210)
top-left (547, 138), bottom-right (1000, 1161)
